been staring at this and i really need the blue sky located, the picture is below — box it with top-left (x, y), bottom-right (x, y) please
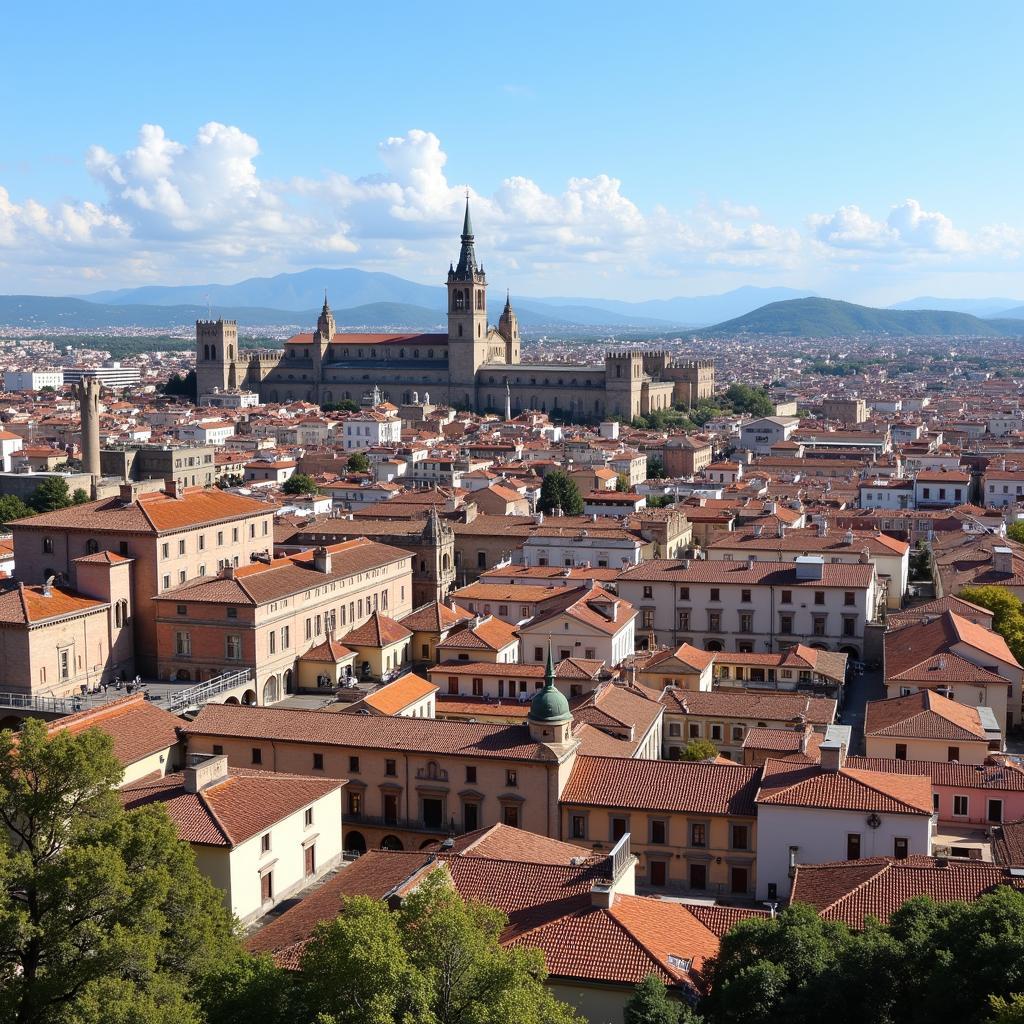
top-left (2, 0), bottom-right (1023, 303)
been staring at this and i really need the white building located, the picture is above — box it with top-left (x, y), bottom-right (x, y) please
top-left (64, 364), bottom-right (142, 389)
top-left (177, 420), bottom-right (235, 446)
top-left (754, 738), bottom-right (934, 899)
top-left (343, 412), bottom-right (402, 451)
top-left (199, 390), bottom-right (260, 409)
top-left (0, 429), bottom-right (24, 472)
top-left (4, 369), bottom-right (64, 391)
top-left (122, 754), bottom-right (345, 924)
top-left (522, 526), bottom-right (644, 570)
top-left (739, 416), bottom-right (799, 454)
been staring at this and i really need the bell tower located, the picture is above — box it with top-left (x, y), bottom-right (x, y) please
top-left (447, 197), bottom-right (488, 405)
top-left (498, 291), bottom-right (520, 364)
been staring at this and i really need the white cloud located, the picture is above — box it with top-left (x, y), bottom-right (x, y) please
top-left (1, 122), bottom-right (1022, 295)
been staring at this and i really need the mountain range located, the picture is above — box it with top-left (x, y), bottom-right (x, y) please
top-left (1, 268), bottom-right (1023, 336)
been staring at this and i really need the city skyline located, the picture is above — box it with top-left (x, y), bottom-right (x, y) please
top-left (2, 1), bottom-right (1024, 303)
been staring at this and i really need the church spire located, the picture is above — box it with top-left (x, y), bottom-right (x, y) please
top-left (451, 195), bottom-right (481, 281)
top-left (462, 194), bottom-right (474, 238)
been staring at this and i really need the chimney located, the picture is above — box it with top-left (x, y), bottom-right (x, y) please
top-left (844, 528), bottom-right (855, 545)
top-left (590, 881), bottom-right (615, 908)
top-left (222, 564), bottom-right (236, 579)
top-left (166, 479), bottom-right (184, 499)
top-left (778, 523), bottom-right (786, 538)
top-left (819, 736), bottom-right (846, 772)
top-left (993, 546), bottom-right (1014, 575)
top-left (183, 753), bottom-right (229, 793)
top-left (119, 482), bottom-right (137, 505)
top-left (313, 546), bottom-right (332, 574)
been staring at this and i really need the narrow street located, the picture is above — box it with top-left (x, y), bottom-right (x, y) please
top-left (839, 666), bottom-right (885, 755)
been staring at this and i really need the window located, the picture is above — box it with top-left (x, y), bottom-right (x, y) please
top-left (732, 824), bottom-right (749, 850)
top-left (304, 807), bottom-right (314, 827)
top-left (506, 769), bottom-right (518, 787)
top-left (679, 610), bottom-right (691, 630)
top-left (347, 790), bottom-right (362, 816)
top-left (710, 588), bottom-right (720, 602)
top-left (948, 746), bottom-right (960, 761)
top-left (503, 805), bottom-right (519, 828)
top-left (225, 635), bottom-right (241, 660)
top-left (227, 606), bottom-right (237, 619)
top-left (690, 823), bottom-right (707, 848)
top-left (313, 753), bottom-right (324, 771)
top-left (349, 756), bottom-right (360, 772)
top-left (780, 589), bottom-right (792, 604)
top-left (304, 843), bottom-right (316, 877)
top-left (178, 539), bottom-right (186, 555)
top-left (177, 604), bottom-right (187, 616)
top-left (812, 615), bottom-right (827, 637)
top-left (571, 815), bottom-right (586, 839)
top-left (780, 614), bottom-right (793, 634)
top-left (175, 631), bottom-right (191, 656)
top-left (843, 617), bottom-right (856, 637)
top-left (708, 611), bottom-right (721, 632)
top-left (847, 833), bottom-right (861, 860)
top-left (669, 723), bottom-right (681, 737)
top-left (260, 871), bottom-right (273, 904)
top-left (988, 799), bottom-right (1003, 823)
top-left (162, 542), bottom-right (169, 559)
top-left (472, 677), bottom-right (483, 696)
top-left (895, 743), bottom-right (907, 760)
top-left (269, 632), bottom-right (276, 655)
top-left (844, 591), bottom-right (856, 606)
top-left (679, 587), bottom-right (690, 600)
top-left (281, 625), bottom-right (289, 649)
top-left (466, 766), bottom-right (477, 784)
top-left (198, 535), bottom-right (205, 551)
top-left (611, 816), bottom-right (628, 841)
top-left (59, 649), bottom-right (70, 680)
top-left (814, 591), bottom-right (825, 605)
top-left (739, 613), bottom-right (753, 632)
top-left (217, 531), bottom-right (224, 546)
top-left (741, 589), bottom-right (751, 603)
top-left (893, 837), bottom-right (909, 859)
top-left (710, 724), bottom-right (723, 741)
top-left (642, 609), bottom-right (654, 629)
top-left (162, 574), bottom-right (170, 590)
top-left (643, 586), bottom-right (653, 599)
top-left (732, 726), bottom-right (744, 742)
top-left (119, 541), bottom-right (129, 556)
top-left (385, 759), bottom-right (396, 776)
top-left (650, 819), bottom-right (667, 844)
top-left (252, 747), bottom-right (263, 765)
top-left (260, 832), bottom-right (271, 853)
top-left (689, 723), bottom-right (700, 738)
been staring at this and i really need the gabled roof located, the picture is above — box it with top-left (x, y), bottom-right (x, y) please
top-left (399, 601), bottom-right (474, 633)
top-left (437, 615), bottom-right (519, 653)
top-left (660, 688), bottom-right (837, 725)
top-left (359, 673), bottom-right (437, 715)
top-left (46, 693), bottom-right (181, 768)
top-left (756, 758), bottom-right (933, 815)
top-left (121, 768), bottom-right (343, 847)
top-left (342, 610), bottom-right (412, 648)
top-left (865, 689), bottom-right (992, 742)
top-left (790, 857), bottom-right (1024, 929)
top-left (884, 610), bottom-right (1021, 678)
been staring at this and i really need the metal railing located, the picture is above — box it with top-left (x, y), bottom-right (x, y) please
top-left (0, 692), bottom-right (97, 715)
top-left (164, 669), bottom-right (253, 714)
top-left (605, 833), bottom-right (632, 881)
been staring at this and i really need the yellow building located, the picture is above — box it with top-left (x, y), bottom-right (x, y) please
top-left (560, 754), bottom-right (759, 896)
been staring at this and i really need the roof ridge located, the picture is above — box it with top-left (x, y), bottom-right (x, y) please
top-left (601, 901), bottom-right (683, 982)
top-left (816, 860), bottom-right (892, 913)
top-left (839, 766), bottom-right (931, 813)
top-left (196, 784), bottom-right (236, 846)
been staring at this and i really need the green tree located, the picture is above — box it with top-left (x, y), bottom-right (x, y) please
top-left (0, 493), bottom-right (31, 527)
top-left (624, 974), bottom-right (689, 1024)
top-left (647, 456), bottom-right (666, 480)
top-left (300, 870), bottom-right (582, 1024)
top-left (616, 473), bottom-right (631, 492)
top-left (724, 384), bottom-right (775, 418)
top-left (347, 452), bottom-right (370, 473)
top-left (160, 370), bottom-right (197, 401)
top-left (959, 585), bottom-right (1024, 665)
top-left (72, 487), bottom-right (90, 505)
top-left (538, 470), bottom-right (583, 516)
top-left (679, 738), bottom-right (718, 762)
top-left (1007, 522), bottom-right (1024, 545)
top-left (28, 476), bottom-right (73, 513)
top-left (0, 718), bottom-right (244, 1024)
top-left (282, 472), bottom-right (318, 495)
top-left (990, 994), bottom-right (1024, 1023)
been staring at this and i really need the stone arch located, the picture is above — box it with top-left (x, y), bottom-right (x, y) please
top-left (705, 640), bottom-right (724, 652)
top-left (242, 689), bottom-right (257, 706)
top-left (442, 553), bottom-right (450, 572)
top-left (839, 645), bottom-right (860, 658)
top-left (176, 669), bottom-right (191, 681)
top-left (346, 831), bottom-right (367, 855)
top-left (380, 835), bottom-right (404, 851)
top-left (284, 669), bottom-right (294, 694)
top-left (224, 696), bottom-right (240, 705)
top-left (263, 676), bottom-right (279, 705)
top-left (418, 839), bottom-right (436, 850)
top-left (86, 538), bottom-right (99, 554)
top-left (0, 714), bottom-right (23, 732)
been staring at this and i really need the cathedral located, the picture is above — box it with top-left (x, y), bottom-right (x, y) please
top-left (195, 201), bottom-right (713, 420)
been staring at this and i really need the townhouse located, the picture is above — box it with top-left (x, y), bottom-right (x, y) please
top-left (617, 555), bottom-right (880, 659)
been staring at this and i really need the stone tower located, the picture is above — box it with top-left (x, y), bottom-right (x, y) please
top-left (195, 319), bottom-right (239, 397)
top-left (604, 350), bottom-right (645, 421)
top-left (447, 198), bottom-right (488, 408)
top-left (311, 293), bottom-right (335, 400)
top-left (75, 376), bottom-right (102, 484)
top-left (497, 291), bottom-right (520, 364)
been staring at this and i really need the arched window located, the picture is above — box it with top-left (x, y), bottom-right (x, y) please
top-left (477, 324), bottom-right (481, 337)
top-left (210, 345), bottom-right (216, 360)
top-left (458, 324), bottom-right (463, 337)
top-left (203, 344), bottom-right (209, 360)
top-left (42, 538), bottom-right (53, 554)
top-left (228, 345), bottom-right (234, 359)
top-left (85, 539), bottom-right (99, 554)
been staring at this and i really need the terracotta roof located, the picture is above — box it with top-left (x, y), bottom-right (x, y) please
top-left (519, 585), bottom-right (635, 637)
top-left (442, 822), bottom-right (593, 863)
top-left (285, 331), bottom-right (447, 347)
top-left (46, 694), bottom-right (181, 768)
top-left (9, 487), bottom-right (271, 534)
top-left (707, 527), bottom-right (909, 556)
top-left (756, 758), bottom-right (934, 815)
top-left (685, 904), bottom-right (771, 936)
top-left (0, 582), bottom-right (106, 625)
top-left (743, 727), bottom-right (823, 757)
top-left (399, 601), bottom-right (474, 632)
top-left (341, 611), bottom-right (411, 648)
top-left (561, 754), bottom-right (759, 816)
top-left (661, 689), bottom-right (836, 725)
top-left (790, 856), bottom-right (1024, 929)
top-left (437, 616), bottom-right (519, 653)
top-left (299, 637), bottom-right (355, 663)
top-left (360, 673), bottom-right (437, 715)
top-left (865, 689), bottom-right (990, 742)
top-left (992, 819), bottom-right (1024, 866)
top-left (846, 755), bottom-right (1024, 791)
top-left (618, 558), bottom-right (874, 588)
top-left (121, 767), bottom-right (343, 846)
top-left (884, 610), bottom-right (1021, 680)
top-left (644, 643), bottom-right (716, 673)
top-left (73, 550), bottom-right (131, 565)
top-left (183, 703), bottom-right (557, 762)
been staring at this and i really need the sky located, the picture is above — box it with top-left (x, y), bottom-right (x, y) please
top-left (2, 0), bottom-right (1024, 305)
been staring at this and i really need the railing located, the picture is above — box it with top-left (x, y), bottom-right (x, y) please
top-left (0, 692), bottom-right (97, 715)
top-left (164, 669), bottom-right (252, 714)
top-left (605, 833), bottom-right (632, 881)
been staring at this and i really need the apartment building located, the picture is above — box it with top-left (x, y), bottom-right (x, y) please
top-left (10, 484), bottom-right (275, 675)
top-left (560, 755), bottom-right (759, 896)
top-left (153, 539), bottom-right (413, 701)
top-left (617, 555), bottom-right (879, 659)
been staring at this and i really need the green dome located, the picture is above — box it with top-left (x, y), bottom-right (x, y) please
top-left (529, 683), bottom-right (571, 724)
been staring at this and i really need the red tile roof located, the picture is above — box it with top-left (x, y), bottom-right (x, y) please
top-left (342, 611), bottom-right (411, 648)
top-left (0, 582), bottom-right (106, 625)
top-left (865, 689), bottom-right (989, 741)
top-left (360, 673), bottom-right (437, 714)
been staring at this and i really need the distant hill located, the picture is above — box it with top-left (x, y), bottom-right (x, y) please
top-left (77, 271), bottom-right (813, 328)
top-left (889, 296), bottom-right (1024, 317)
top-left (989, 305), bottom-right (1024, 320)
top-left (699, 297), bottom-right (1023, 338)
